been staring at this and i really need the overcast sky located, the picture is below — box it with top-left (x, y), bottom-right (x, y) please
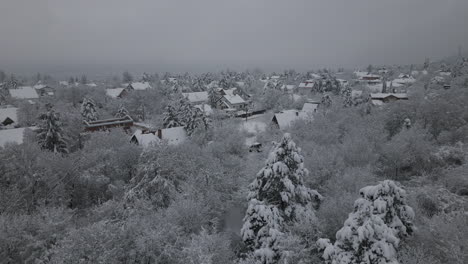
top-left (0, 0), bottom-right (467, 75)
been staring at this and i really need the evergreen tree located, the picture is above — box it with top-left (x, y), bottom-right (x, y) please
top-left (241, 133), bottom-right (322, 263)
top-left (318, 180), bottom-right (414, 264)
top-left (208, 87), bottom-right (219, 108)
top-left (114, 105), bottom-right (130, 118)
top-left (36, 107), bottom-right (68, 154)
top-left (321, 94), bottom-right (332, 108)
top-left (342, 85), bottom-right (352, 107)
top-left (382, 76), bottom-right (388, 93)
top-left (162, 104), bottom-right (182, 128)
top-left (122, 71), bottom-right (133, 83)
top-left (80, 98), bottom-right (98, 122)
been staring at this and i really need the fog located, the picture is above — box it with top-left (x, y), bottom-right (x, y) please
top-left (1, 0), bottom-right (467, 74)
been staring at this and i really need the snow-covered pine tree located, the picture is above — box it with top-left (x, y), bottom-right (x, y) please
top-left (80, 98), bottom-right (98, 122)
top-left (321, 94), bottom-right (332, 108)
top-left (36, 107), bottom-right (68, 154)
top-left (208, 87), bottom-right (219, 108)
top-left (114, 104), bottom-right (130, 118)
top-left (318, 180), bottom-right (414, 264)
top-left (342, 85), bottom-right (352, 107)
top-left (241, 133), bottom-right (322, 263)
top-left (162, 104), bottom-right (182, 128)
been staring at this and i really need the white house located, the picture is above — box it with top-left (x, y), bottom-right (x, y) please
top-left (302, 102), bottom-right (319, 113)
top-left (131, 129), bottom-right (160, 147)
top-left (9, 86), bottom-right (39, 100)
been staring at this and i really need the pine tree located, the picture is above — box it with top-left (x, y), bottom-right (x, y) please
top-left (321, 94), bottom-right (332, 108)
top-left (208, 87), bottom-right (219, 108)
top-left (114, 105), bottom-right (129, 118)
top-left (162, 104), bottom-right (182, 128)
top-left (342, 85), bottom-right (352, 107)
top-left (241, 133), bottom-right (322, 263)
top-left (36, 107), bottom-right (68, 154)
top-left (80, 98), bottom-right (98, 122)
top-left (318, 180), bottom-right (414, 264)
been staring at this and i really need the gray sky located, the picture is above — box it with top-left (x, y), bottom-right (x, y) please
top-left (1, 0), bottom-right (467, 74)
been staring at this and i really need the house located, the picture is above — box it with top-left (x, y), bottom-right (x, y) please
top-left (83, 115), bottom-right (134, 132)
top-left (354, 71), bottom-right (381, 84)
top-left (370, 93), bottom-right (408, 105)
top-left (182, 91), bottom-right (209, 104)
top-left (131, 129), bottom-right (160, 147)
top-left (86, 83), bottom-right (98, 87)
top-left (9, 86), bottom-right (39, 100)
top-left (106, 88), bottom-right (128, 99)
top-left (221, 94), bottom-right (247, 110)
top-left (271, 110), bottom-right (312, 129)
top-left (0, 127), bottom-right (35, 147)
top-left (298, 80), bottom-right (315, 94)
top-left (157, 126), bottom-right (187, 145)
top-left (127, 82), bottom-right (152, 90)
top-left (393, 74), bottom-right (416, 85)
top-left (302, 102), bottom-right (319, 113)
top-left (0, 107), bottom-right (18, 127)
top-left (59, 81), bottom-right (69, 86)
top-left (281, 84), bottom-right (296, 93)
top-left (33, 84), bottom-right (55, 97)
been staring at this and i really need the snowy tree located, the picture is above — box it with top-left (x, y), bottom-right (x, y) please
top-left (36, 107), bottom-right (68, 154)
top-left (208, 87), bottom-right (219, 108)
top-left (382, 76), bottom-right (388, 93)
top-left (122, 71), bottom-right (133, 83)
top-left (114, 105), bottom-right (129, 118)
top-left (241, 133), bottom-right (322, 263)
top-left (321, 94), bottom-right (332, 108)
top-left (342, 85), bottom-right (352, 107)
top-left (162, 104), bottom-right (182, 128)
top-left (80, 98), bottom-right (98, 122)
top-left (318, 180), bottom-right (414, 264)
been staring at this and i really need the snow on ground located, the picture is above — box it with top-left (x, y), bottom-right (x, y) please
top-left (0, 127), bottom-right (27, 147)
top-left (238, 114), bottom-right (268, 146)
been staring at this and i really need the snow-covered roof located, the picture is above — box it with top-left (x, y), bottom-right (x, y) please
top-left (131, 129), bottom-right (160, 148)
top-left (371, 100), bottom-right (384, 106)
top-left (130, 82), bottom-right (152, 90)
top-left (0, 107), bottom-right (18, 125)
top-left (367, 81), bottom-right (403, 92)
top-left (439, 71), bottom-right (451, 76)
top-left (0, 127), bottom-right (33, 147)
top-left (159, 126), bottom-right (187, 145)
top-left (302, 102), bottom-right (318, 113)
top-left (86, 83), bottom-right (98, 87)
top-left (59, 81), bottom-right (69, 86)
top-left (272, 110), bottom-right (311, 129)
top-left (223, 94), bottom-right (246, 105)
top-left (281, 84), bottom-right (296, 91)
top-left (33, 84), bottom-right (47, 89)
top-left (370, 93), bottom-right (408, 99)
top-left (393, 77), bottom-right (415, 85)
top-left (236, 81), bottom-right (245, 87)
top-left (354, 71), bottom-right (380, 79)
top-left (195, 104), bottom-right (213, 115)
top-left (106, 88), bottom-right (125, 98)
top-left (9, 86), bottom-right (39, 99)
top-left (182, 91), bottom-right (209, 104)
top-left (298, 81), bottom-right (315, 88)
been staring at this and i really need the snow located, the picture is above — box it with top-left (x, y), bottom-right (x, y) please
top-left (439, 71), bottom-right (451, 76)
top-left (182, 91), bottom-right (209, 104)
top-left (351, 90), bottom-right (363, 98)
top-left (59, 81), bottom-right (69, 86)
top-left (367, 81), bottom-right (403, 92)
top-left (130, 82), bottom-right (152, 90)
top-left (194, 104), bottom-right (213, 116)
top-left (9, 86), bottom-right (39, 99)
top-left (0, 127), bottom-right (32, 147)
top-left (370, 93), bottom-right (408, 99)
top-left (302, 102), bottom-right (318, 113)
top-left (33, 84), bottom-right (47, 89)
top-left (372, 100), bottom-right (384, 106)
top-left (105, 88), bottom-right (125, 98)
top-left (272, 110), bottom-right (312, 129)
top-left (223, 94), bottom-right (246, 105)
top-left (354, 71), bottom-right (380, 79)
top-left (240, 119), bottom-right (267, 134)
top-left (131, 129), bottom-right (160, 147)
top-left (298, 81), bottom-right (315, 88)
top-left (159, 126), bottom-right (187, 145)
top-left (86, 83), bottom-right (97, 87)
top-left (0, 107), bottom-right (18, 125)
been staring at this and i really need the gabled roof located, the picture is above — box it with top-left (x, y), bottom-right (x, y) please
top-left (159, 126), bottom-right (187, 145)
top-left (223, 94), bottom-right (246, 105)
top-left (106, 88), bottom-right (125, 98)
top-left (131, 129), bottom-right (160, 147)
top-left (370, 93), bottom-right (408, 99)
top-left (272, 110), bottom-right (312, 129)
top-left (298, 81), bottom-right (315, 88)
top-left (182, 91), bottom-right (209, 103)
top-left (0, 107), bottom-right (18, 125)
top-left (129, 82), bottom-right (152, 90)
top-left (9, 86), bottom-right (39, 99)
